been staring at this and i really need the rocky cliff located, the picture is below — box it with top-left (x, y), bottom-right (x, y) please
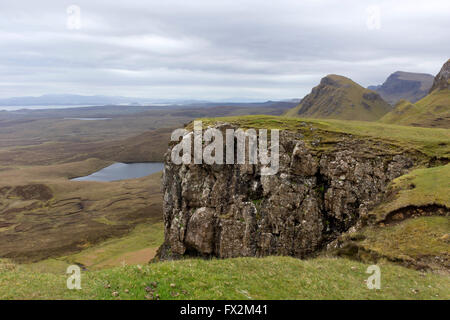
top-left (157, 121), bottom-right (420, 260)
top-left (429, 59), bottom-right (450, 92)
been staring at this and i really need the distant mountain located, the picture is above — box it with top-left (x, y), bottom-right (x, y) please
top-left (284, 74), bottom-right (391, 121)
top-left (379, 59), bottom-right (450, 128)
top-left (0, 94), bottom-right (296, 108)
top-left (0, 94), bottom-right (214, 107)
top-left (0, 94), bottom-right (142, 106)
top-left (368, 71), bottom-right (434, 105)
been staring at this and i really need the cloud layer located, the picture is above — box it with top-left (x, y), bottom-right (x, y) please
top-left (1, 0), bottom-right (449, 100)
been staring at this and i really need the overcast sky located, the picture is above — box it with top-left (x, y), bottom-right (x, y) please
top-left (1, 0), bottom-right (449, 100)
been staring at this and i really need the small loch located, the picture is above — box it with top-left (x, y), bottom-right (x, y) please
top-left (71, 162), bottom-right (164, 182)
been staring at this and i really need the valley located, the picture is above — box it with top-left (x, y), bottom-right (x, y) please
top-left (0, 101), bottom-right (295, 266)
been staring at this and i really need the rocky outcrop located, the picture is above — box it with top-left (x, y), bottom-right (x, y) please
top-left (429, 59), bottom-right (450, 92)
top-left (157, 123), bottom-right (418, 260)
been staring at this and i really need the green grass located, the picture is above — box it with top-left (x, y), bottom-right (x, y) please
top-left (20, 222), bottom-right (165, 273)
top-left (1, 256), bottom-right (448, 300)
top-left (334, 165), bottom-right (449, 271)
top-left (380, 89), bottom-right (450, 127)
top-left (379, 99), bottom-right (421, 124)
top-left (371, 164), bottom-right (450, 221)
top-left (194, 115), bottom-right (450, 158)
top-left (358, 217), bottom-right (449, 264)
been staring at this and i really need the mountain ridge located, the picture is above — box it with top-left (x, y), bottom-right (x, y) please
top-left (368, 71), bottom-right (434, 105)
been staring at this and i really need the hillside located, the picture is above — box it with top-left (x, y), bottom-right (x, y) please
top-left (334, 164), bottom-right (449, 272)
top-left (379, 59), bottom-right (450, 128)
top-left (284, 75), bottom-right (391, 121)
top-left (368, 71), bottom-right (434, 105)
top-left (379, 90), bottom-right (450, 127)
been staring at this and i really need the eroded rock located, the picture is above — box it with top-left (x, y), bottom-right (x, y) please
top-left (157, 124), bottom-right (417, 260)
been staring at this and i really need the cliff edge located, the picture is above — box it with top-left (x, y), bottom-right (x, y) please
top-left (155, 117), bottom-right (447, 260)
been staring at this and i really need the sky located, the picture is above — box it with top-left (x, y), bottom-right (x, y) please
top-left (0, 0), bottom-right (449, 101)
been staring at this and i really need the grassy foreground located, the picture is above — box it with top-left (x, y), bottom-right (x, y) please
top-left (0, 256), bottom-right (448, 300)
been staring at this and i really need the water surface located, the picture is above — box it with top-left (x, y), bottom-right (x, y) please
top-left (71, 162), bottom-right (164, 182)
top-left (64, 117), bottom-right (112, 121)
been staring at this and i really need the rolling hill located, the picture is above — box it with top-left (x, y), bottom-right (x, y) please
top-left (284, 74), bottom-right (391, 121)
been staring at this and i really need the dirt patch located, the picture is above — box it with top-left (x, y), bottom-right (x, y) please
top-left (382, 204), bottom-right (449, 225)
top-left (96, 247), bottom-right (158, 268)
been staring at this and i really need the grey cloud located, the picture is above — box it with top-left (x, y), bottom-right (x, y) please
top-left (0, 0), bottom-right (449, 100)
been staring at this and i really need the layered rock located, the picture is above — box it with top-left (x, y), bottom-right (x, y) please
top-left (429, 59), bottom-right (450, 92)
top-left (157, 123), bottom-right (418, 260)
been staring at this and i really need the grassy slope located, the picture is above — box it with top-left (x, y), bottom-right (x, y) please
top-left (347, 165), bottom-right (449, 272)
top-left (379, 89), bottom-right (450, 128)
top-left (1, 256), bottom-right (448, 300)
top-left (370, 164), bottom-right (450, 222)
top-left (329, 164), bottom-right (449, 272)
top-left (354, 217), bottom-right (449, 270)
top-left (30, 222), bottom-right (165, 272)
top-left (197, 115), bottom-right (450, 158)
top-left (284, 75), bottom-right (391, 121)
top-left (378, 99), bottom-right (421, 124)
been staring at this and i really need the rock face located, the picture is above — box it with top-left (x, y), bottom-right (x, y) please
top-left (368, 71), bottom-right (434, 104)
top-left (157, 123), bottom-right (417, 260)
top-left (284, 75), bottom-right (391, 121)
top-left (429, 59), bottom-right (450, 92)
